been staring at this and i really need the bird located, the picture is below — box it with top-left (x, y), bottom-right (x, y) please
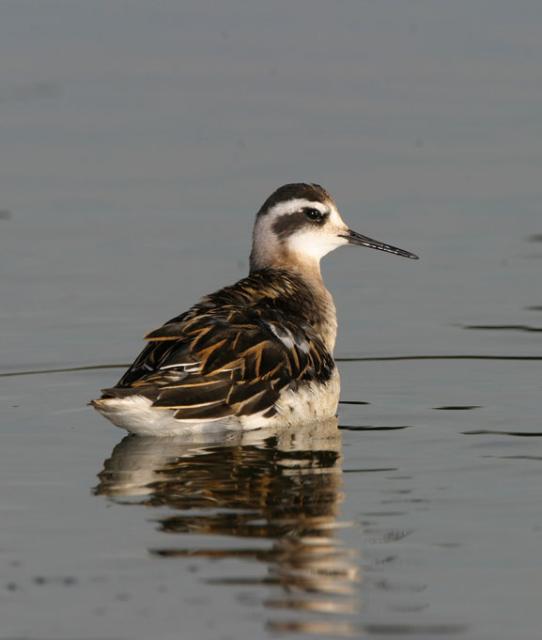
top-left (91, 183), bottom-right (418, 436)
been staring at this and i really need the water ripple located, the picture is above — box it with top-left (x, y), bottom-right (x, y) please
top-left (464, 324), bottom-right (542, 333)
top-left (463, 430), bottom-right (542, 437)
top-left (339, 424), bottom-right (411, 432)
top-left (2, 353), bottom-right (542, 378)
top-left (433, 405), bottom-right (481, 411)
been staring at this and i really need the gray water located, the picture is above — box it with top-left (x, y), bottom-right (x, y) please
top-left (1, 1), bottom-right (542, 638)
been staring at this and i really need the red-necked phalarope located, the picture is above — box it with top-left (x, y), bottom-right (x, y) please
top-left (92, 183), bottom-right (418, 436)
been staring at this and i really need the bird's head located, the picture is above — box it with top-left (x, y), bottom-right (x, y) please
top-left (250, 183), bottom-right (418, 273)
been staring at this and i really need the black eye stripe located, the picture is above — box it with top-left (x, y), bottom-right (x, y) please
top-left (272, 207), bottom-right (329, 240)
top-left (303, 207), bottom-right (327, 223)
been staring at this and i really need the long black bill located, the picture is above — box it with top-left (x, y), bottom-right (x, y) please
top-left (340, 229), bottom-right (419, 260)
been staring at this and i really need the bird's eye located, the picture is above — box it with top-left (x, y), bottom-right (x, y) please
top-left (304, 208), bottom-right (323, 221)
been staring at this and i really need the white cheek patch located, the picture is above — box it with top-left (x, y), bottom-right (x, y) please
top-left (287, 228), bottom-right (348, 260)
top-left (283, 204), bottom-right (350, 261)
top-left (252, 199), bottom-right (350, 267)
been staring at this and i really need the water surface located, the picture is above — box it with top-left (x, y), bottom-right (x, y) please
top-left (1, 1), bottom-right (542, 639)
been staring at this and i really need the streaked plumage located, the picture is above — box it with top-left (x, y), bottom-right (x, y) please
top-left (92, 183), bottom-right (418, 435)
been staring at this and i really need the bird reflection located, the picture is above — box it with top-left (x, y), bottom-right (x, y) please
top-left (95, 418), bottom-right (360, 634)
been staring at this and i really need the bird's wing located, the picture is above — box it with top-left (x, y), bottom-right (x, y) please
top-left (100, 306), bottom-right (334, 421)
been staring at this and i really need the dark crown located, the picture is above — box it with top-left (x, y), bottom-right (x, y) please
top-left (257, 183), bottom-right (332, 215)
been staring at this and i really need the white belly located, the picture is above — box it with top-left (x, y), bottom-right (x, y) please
top-left (258, 368), bottom-right (340, 428)
top-left (92, 369), bottom-right (340, 437)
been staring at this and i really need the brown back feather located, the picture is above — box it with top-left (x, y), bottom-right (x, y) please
top-left (102, 269), bottom-right (335, 421)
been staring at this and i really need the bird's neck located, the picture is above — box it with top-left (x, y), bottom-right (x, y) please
top-left (251, 244), bottom-right (324, 282)
top-left (250, 258), bottom-right (338, 353)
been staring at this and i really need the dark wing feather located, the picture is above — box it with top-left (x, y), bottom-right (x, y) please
top-left (101, 304), bottom-right (333, 422)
